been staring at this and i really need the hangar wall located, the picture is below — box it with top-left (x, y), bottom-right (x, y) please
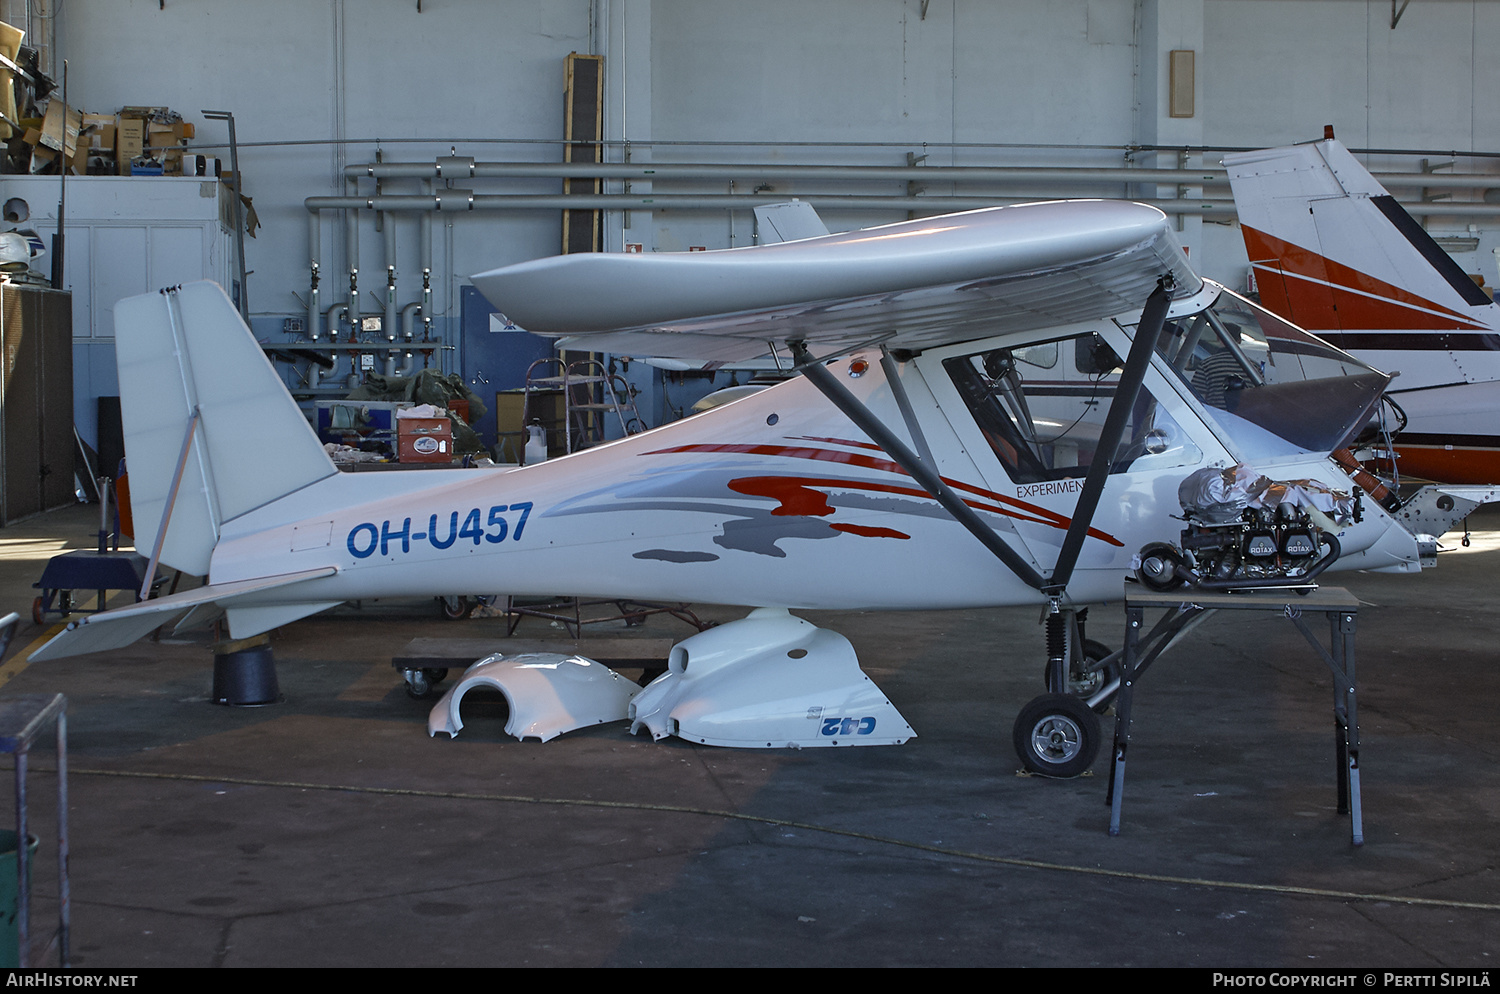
top-left (23, 0), bottom-right (1500, 437)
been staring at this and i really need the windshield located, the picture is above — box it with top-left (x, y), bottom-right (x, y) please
top-left (1145, 286), bottom-right (1389, 458)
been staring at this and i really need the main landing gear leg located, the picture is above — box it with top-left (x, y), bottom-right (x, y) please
top-left (1017, 601), bottom-right (1120, 776)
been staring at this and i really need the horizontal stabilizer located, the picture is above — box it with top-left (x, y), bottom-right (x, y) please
top-left (28, 567), bottom-right (337, 661)
top-left (1395, 485), bottom-right (1500, 540)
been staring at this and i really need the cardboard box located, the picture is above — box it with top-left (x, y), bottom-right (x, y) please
top-left (38, 100), bottom-right (81, 156)
top-left (146, 120), bottom-right (191, 143)
top-left (82, 113), bottom-right (115, 151)
top-left (116, 118), bottom-right (145, 175)
top-left (397, 418), bottom-right (453, 463)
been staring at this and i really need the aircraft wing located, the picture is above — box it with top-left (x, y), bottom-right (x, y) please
top-left (27, 567), bottom-right (338, 662)
top-left (471, 200), bottom-right (1201, 362)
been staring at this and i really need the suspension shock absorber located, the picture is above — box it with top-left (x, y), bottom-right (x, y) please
top-left (1045, 599), bottom-right (1067, 693)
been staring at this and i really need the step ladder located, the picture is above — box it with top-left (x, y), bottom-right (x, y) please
top-left (521, 357), bottom-right (645, 456)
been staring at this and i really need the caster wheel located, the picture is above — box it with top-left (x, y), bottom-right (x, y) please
top-left (404, 669), bottom-right (432, 699)
top-left (439, 596), bottom-right (474, 621)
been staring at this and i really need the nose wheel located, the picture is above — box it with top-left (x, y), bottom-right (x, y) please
top-left (1013, 692), bottom-right (1101, 778)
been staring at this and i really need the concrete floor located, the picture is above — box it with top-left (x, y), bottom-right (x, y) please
top-left (0, 501), bottom-right (1496, 968)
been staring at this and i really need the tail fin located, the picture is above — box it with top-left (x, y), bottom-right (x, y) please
top-left (116, 282), bottom-right (336, 575)
top-left (752, 201), bottom-right (829, 243)
top-left (1224, 139), bottom-right (1500, 344)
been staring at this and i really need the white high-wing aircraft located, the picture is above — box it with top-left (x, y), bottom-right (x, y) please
top-left (29, 200), bottom-right (1439, 773)
top-left (1226, 137), bottom-right (1500, 486)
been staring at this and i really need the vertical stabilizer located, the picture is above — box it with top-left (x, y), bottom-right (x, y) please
top-left (1224, 139), bottom-right (1500, 342)
top-left (116, 282), bottom-right (337, 575)
top-left (752, 201), bottom-right (830, 244)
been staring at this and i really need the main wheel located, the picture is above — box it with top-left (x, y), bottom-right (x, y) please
top-left (1042, 639), bottom-right (1121, 713)
top-left (1013, 693), bottom-right (1101, 778)
top-left (1136, 542), bottom-right (1185, 592)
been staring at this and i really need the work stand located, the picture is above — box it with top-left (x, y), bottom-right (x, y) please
top-left (0, 684), bottom-right (70, 966)
top-left (1109, 585), bottom-right (1363, 845)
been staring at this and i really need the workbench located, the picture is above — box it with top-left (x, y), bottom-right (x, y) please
top-left (1110, 585), bottom-right (1363, 845)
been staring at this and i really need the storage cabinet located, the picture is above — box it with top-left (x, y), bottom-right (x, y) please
top-left (0, 284), bottom-right (74, 524)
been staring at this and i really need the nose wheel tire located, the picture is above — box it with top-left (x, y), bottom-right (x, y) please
top-left (1013, 693), bottom-right (1102, 778)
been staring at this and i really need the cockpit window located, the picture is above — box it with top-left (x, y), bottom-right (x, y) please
top-left (1145, 288), bottom-right (1389, 457)
top-left (943, 331), bottom-right (1201, 485)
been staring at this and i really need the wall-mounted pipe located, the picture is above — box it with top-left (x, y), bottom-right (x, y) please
top-left (323, 303), bottom-right (349, 383)
top-left (345, 177), bottom-right (360, 340)
top-left (307, 192), bottom-right (1238, 215)
top-left (307, 210), bottom-right (321, 341)
top-left (382, 211), bottom-right (397, 343)
top-left (402, 301), bottom-right (423, 342)
top-left (339, 157), bottom-right (1500, 194)
top-left (306, 190), bottom-right (1500, 219)
top-left (420, 190), bottom-right (433, 341)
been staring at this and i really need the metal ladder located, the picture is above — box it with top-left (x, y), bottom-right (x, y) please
top-left (521, 357), bottom-right (645, 455)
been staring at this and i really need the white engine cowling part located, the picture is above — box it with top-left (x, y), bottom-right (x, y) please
top-left (629, 607), bottom-right (915, 749)
top-left (428, 653), bottom-right (639, 742)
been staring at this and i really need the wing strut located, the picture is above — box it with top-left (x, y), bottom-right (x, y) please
top-left (1045, 277), bottom-right (1174, 594)
top-left (789, 276), bottom-right (1175, 597)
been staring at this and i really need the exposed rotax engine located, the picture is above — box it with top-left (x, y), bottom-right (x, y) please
top-left (1134, 465), bottom-right (1357, 592)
